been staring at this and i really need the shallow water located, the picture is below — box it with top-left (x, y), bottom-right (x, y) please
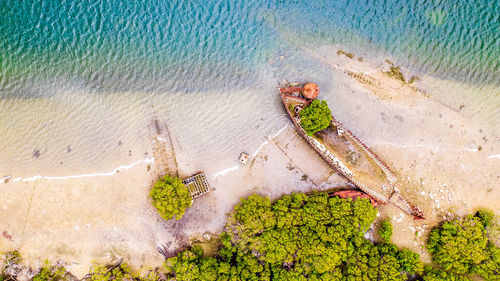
top-left (0, 0), bottom-right (498, 177)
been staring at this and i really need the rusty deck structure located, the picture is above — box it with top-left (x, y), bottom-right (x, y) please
top-left (280, 84), bottom-right (424, 219)
top-left (182, 172), bottom-right (210, 199)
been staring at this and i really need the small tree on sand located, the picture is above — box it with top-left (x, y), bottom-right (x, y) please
top-left (150, 175), bottom-right (192, 221)
top-left (299, 99), bottom-right (332, 135)
top-left (379, 219), bottom-right (393, 243)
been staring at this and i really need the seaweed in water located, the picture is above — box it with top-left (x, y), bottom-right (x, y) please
top-left (385, 64), bottom-right (419, 84)
top-left (337, 50), bottom-right (354, 59)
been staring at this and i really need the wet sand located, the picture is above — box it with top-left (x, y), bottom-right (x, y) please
top-left (1, 46), bottom-right (499, 276)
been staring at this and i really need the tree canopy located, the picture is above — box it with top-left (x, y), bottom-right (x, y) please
top-left (165, 193), bottom-right (424, 280)
top-left (427, 211), bottom-right (500, 280)
top-left (299, 100), bottom-right (332, 135)
top-left (150, 175), bottom-right (192, 221)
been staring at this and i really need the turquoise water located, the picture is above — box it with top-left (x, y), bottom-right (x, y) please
top-left (0, 0), bottom-right (499, 176)
top-left (1, 0), bottom-right (498, 97)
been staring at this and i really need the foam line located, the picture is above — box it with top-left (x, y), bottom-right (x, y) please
top-left (212, 165), bottom-right (239, 180)
top-left (211, 126), bottom-right (289, 181)
top-left (269, 125), bottom-right (288, 139)
top-left (3, 158), bottom-right (154, 184)
top-left (252, 140), bottom-right (269, 157)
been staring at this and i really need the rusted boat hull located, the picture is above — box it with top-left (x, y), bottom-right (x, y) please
top-left (280, 85), bottom-right (424, 219)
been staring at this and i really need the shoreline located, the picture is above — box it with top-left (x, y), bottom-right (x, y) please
top-left (1, 45), bottom-right (499, 277)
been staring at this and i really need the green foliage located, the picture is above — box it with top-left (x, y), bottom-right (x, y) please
top-left (165, 193), bottom-right (425, 280)
top-left (422, 266), bottom-right (471, 281)
top-left (379, 219), bottom-right (393, 243)
top-left (427, 213), bottom-right (500, 280)
top-left (89, 262), bottom-right (134, 281)
top-left (397, 249), bottom-right (424, 275)
top-left (33, 266), bottom-right (65, 281)
top-left (32, 267), bottom-right (51, 281)
top-left (150, 175), bottom-right (192, 221)
top-left (299, 100), bottom-right (332, 135)
top-left (32, 260), bottom-right (67, 281)
top-left (476, 208), bottom-right (495, 227)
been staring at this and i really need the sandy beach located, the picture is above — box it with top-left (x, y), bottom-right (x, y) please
top-left (1, 45), bottom-right (499, 277)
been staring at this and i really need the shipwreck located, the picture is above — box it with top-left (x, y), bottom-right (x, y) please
top-left (280, 82), bottom-right (424, 219)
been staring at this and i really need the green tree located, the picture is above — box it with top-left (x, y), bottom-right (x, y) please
top-left (379, 219), bottom-right (393, 243)
top-left (397, 249), bottom-right (423, 275)
top-left (427, 212), bottom-right (500, 280)
top-left (150, 175), bottom-right (192, 221)
top-left (299, 100), bottom-right (332, 135)
top-left (422, 265), bottom-right (471, 281)
top-left (166, 193), bottom-right (423, 280)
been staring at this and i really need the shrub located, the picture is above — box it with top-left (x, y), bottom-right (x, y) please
top-left (427, 213), bottom-right (500, 280)
top-left (89, 262), bottom-right (134, 281)
top-left (379, 219), bottom-right (394, 243)
top-left (32, 263), bottom-right (66, 281)
top-left (299, 99), bottom-right (332, 135)
top-left (32, 267), bottom-right (51, 281)
top-left (476, 208), bottom-right (495, 227)
top-left (150, 175), bottom-right (192, 221)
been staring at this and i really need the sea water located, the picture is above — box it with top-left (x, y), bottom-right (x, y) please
top-left (0, 0), bottom-right (498, 177)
